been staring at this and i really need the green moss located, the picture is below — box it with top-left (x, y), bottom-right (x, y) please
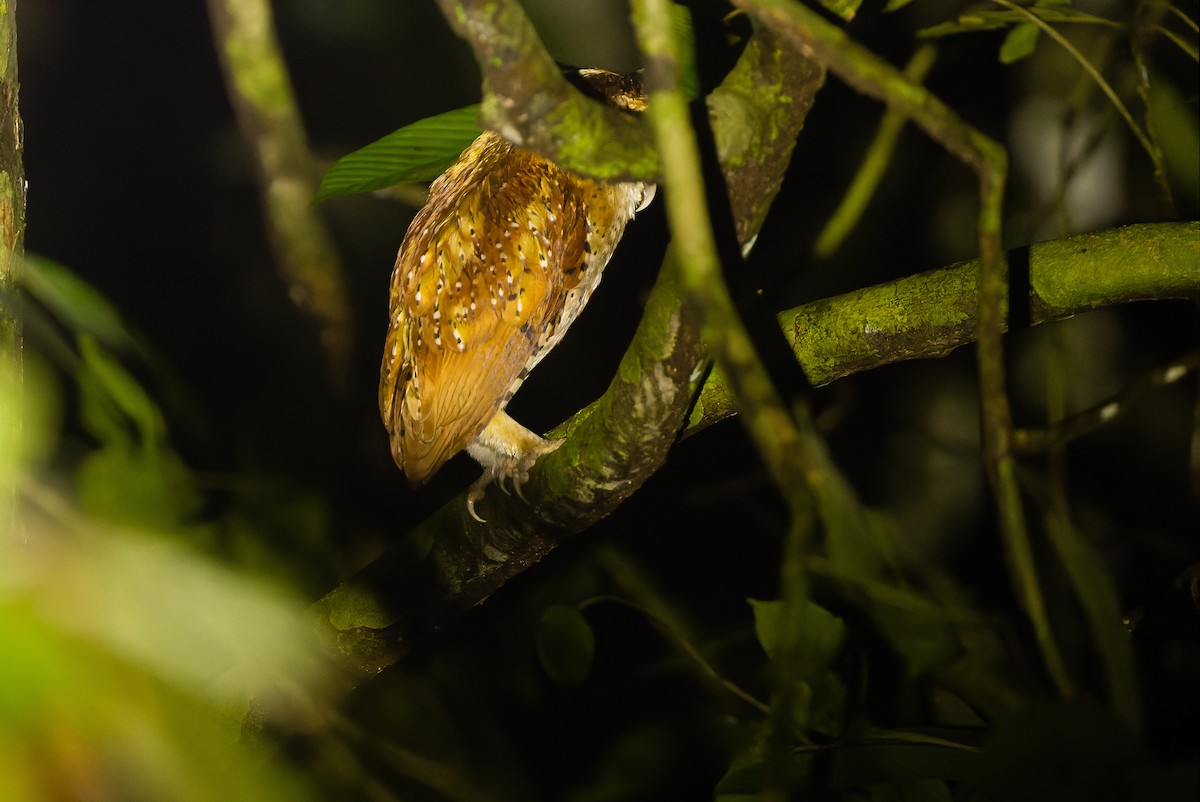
top-left (0, 2), bottom-right (11, 79)
top-left (319, 585), bottom-right (392, 632)
top-left (1032, 223), bottom-right (1200, 311)
top-left (711, 37), bottom-right (793, 169)
top-left (546, 101), bottom-right (658, 181)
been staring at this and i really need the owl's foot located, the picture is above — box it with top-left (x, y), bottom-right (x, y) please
top-left (464, 411), bottom-right (564, 523)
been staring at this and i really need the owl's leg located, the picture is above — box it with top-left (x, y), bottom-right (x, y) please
top-left (464, 410), bottom-right (564, 522)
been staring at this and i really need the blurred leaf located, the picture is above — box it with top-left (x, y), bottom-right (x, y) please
top-left (749, 598), bottom-right (846, 675)
top-left (1043, 506), bottom-right (1140, 729)
top-left (76, 445), bottom-right (201, 530)
top-left (918, 7), bottom-right (1115, 39)
top-left (715, 739), bottom-right (980, 795)
top-left (536, 604), bottom-right (595, 686)
top-left (809, 670), bottom-right (848, 738)
top-left (999, 22), bottom-right (1040, 63)
top-left (884, 0), bottom-right (915, 12)
top-left (77, 333), bottom-right (166, 447)
top-left (17, 522), bottom-right (330, 712)
top-left (316, 105), bottom-right (482, 201)
top-left (69, 333), bottom-right (205, 530)
top-left (1, 518), bottom-right (327, 801)
top-left (807, 560), bottom-right (961, 675)
top-left (815, 0), bottom-right (863, 22)
top-left (1147, 74), bottom-right (1200, 204)
top-left (751, 597), bottom-right (849, 736)
top-left (20, 256), bottom-right (139, 352)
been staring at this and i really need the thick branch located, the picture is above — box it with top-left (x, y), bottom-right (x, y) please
top-left (206, 0), bottom-right (353, 388)
top-left (688, 221), bottom-right (1200, 431)
top-left (432, 0), bottom-right (657, 181)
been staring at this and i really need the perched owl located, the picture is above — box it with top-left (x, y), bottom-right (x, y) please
top-left (379, 69), bottom-right (653, 518)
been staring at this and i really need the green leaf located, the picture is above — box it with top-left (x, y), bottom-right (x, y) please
top-left (884, 0), bottom-right (915, 11)
top-left (316, 105), bottom-right (482, 201)
top-left (1043, 506), bottom-right (1140, 728)
top-left (22, 256), bottom-right (138, 352)
top-left (919, 7), bottom-right (1112, 39)
top-left (76, 445), bottom-right (201, 530)
top-left (0, 527), bottom-right (327, 802)
top-left (536, 604), bottom-right (595, 686)
top-left (815, 0), bottom-right (863, 22)
top-left (1147, 74), bottom-right (1200, 204)
top-left (749, 598), bottom-right (846, 675)
top-left (807, 560), bottom-right (962, 675)
top-left (77, 334), bottom-right (166, 448)
top-left (999, 23), bottom-right (1040, 64)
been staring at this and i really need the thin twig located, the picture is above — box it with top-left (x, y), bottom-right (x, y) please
top-left (581, 580), bottom-right (771, 715)
top-left (814, 44), bottom-right (937, 258)
top-left (1016, 350), bottom-right (1200, 453)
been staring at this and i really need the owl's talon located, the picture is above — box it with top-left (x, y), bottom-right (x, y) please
top-left (462, 434), bottom-right (565, 519)
top-left (466, 480), bottom-right (489, 523)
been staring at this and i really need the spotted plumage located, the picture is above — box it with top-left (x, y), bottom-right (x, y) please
top-left (380, 70), bottom-right (652, 510)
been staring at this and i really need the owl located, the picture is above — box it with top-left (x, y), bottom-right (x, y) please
top-left (379, 70), bottom-right (653, 519)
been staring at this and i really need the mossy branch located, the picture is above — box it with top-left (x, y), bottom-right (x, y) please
top-left (689, 221), bottom-right (1200, 430)
top-left (432, 0), bottom-right (657, 181)
top-left (205, 0), bottom-right (353, 389)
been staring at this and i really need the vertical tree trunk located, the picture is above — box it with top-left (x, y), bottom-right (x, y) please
top-left (0, 0), bottom-right (25, 528)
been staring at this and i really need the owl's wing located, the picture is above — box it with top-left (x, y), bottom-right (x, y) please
top-left (379, 139), bottom-right (587, 483)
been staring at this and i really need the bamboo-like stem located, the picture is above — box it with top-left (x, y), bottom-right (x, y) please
top-left (631, 0), bottom-right (807, 510)
top-left (205, 0), bottom-right (353, 389)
